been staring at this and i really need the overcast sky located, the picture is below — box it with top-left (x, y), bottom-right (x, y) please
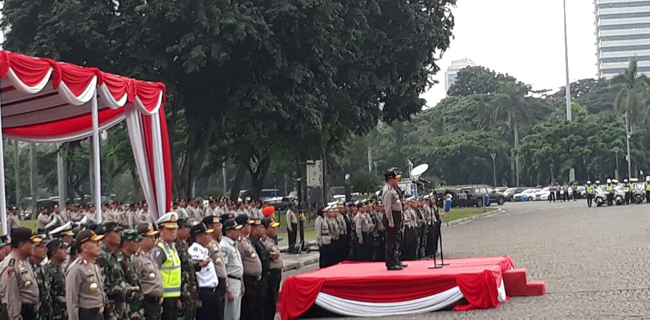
top-left (421, 0), bottom-right (598, 107)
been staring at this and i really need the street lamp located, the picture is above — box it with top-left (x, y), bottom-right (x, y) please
top-left (613, 147), bottom-right (620, 181)
top-left (491, 153), bottom-right (497, 187)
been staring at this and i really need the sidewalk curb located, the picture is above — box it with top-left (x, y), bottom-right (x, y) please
top-left (442, 208), bottom-right (506, 228)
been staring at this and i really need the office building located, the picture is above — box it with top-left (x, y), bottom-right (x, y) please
top-left (444, 59), bottom-right (475, 94)
top-left (595, 0), bottom-right (650, 79)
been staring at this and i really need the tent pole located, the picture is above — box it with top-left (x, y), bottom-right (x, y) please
top-left (57, 143), bottom-right (67, 210)
top-left (91, 93), bottom-right (102, 222)
top-left (0, 80), bottom-right (8, 234)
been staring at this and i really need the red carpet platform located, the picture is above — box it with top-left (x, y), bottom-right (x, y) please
top-left (280, 255), bottom-right (545, 319)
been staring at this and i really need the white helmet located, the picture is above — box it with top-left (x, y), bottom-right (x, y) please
top-left (646, 176), bottom-right (650, 182)
top-left (607, 179), bottom-right (612, 184)
top-left (595, 180), bottom-right (600, 184)
top-left (624, 179), bottom-right (629, 183)
top-left (586, 181), bottom-right (591, 185)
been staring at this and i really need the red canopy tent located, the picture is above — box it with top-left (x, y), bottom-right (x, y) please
top-left (0, 51), bottom-right (172, 232)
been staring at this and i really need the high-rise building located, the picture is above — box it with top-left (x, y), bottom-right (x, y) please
top-left (444, 59), bottom-right (475, 94)
top-left (595, 0), bottom-right (650, 79)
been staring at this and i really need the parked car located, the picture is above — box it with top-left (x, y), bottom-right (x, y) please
top-left (504, 187), bottom-right (526, 201)
top-left (513, 189), bottom-right (539, 202)
top-left (495, 187), bottom-right (508, 193)
top-left (533, 187), bottom-right (551, 201)
top-left (458, 186), bottom-right (506, 206)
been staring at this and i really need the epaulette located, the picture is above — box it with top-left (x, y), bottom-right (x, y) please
top-left (8, 259), bottom-right (14, 267)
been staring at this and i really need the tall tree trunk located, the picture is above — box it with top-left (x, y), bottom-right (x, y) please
top-left (229, 163), bottom-right (247, 202)
top-left (509, 113), bottom-right (516, 186)
top-left (248, 156), bottom-right (271, 201)
top-left (177, 117), bottom-right (216, 198)
top-left (514, 123), bottom-right (520, 187)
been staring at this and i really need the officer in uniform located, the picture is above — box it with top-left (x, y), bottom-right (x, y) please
top-left (0, 227), bottom-right (41, 320)
top-left (174, 218), bottom-right (200, 320)
top-left (203, 216), bottom-right (227, 320)
top-left (606, 179), bottom-right (614, 206)
top-left (0, 236), bottom-right (9, 262)
top-left (382, 169), bottom-right (406, 271)
top-left (118, 229), bottom-right (144, 320)
top-left (28, 235), bottom-right (50, 320)
top-left (624, 179), bottom-right (632, 204)
top-left (220, 220), bottom-right (244, 320)
top-left (249, 219), bottom-right (271, 320)
top-left (44, 239), bottom-right (68, 320)
top-left (235, 214), bottom-right (261, 320)
top-left (285, 204), bottom-right (298, 254)
top-left (7, 206), bottom-right (21, 232)
top-left (152, 213), bottom-right (181, 320)
top-left (645, 176), bottom-right (650, 203)
top-left (65, 230), bottom-right (105, 320)
top-left (262, 217), bottom-right (282, 320)
top-left (96, 222), bottom-right (128, 319)
top-left (585, 181), bottom-right (594, 207)
top-left (355, 205), bottom-right (375, 261)
top-left (188, 223), bottom-right (219, 320)
top-left (133, 223), bottom-right (163, 320)
top-left (36, 208), bottom-right (51, 234)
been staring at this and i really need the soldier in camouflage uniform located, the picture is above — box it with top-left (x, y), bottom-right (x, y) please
top-left (175, 218), bottom-right (200, 320)
top-left (96, 222), bottom-right (129, 319)
top-left (118, 229), bottom-right (145, 320)
top-left (29, 235), bottom-right (51, 320)
top-left (44, 239), bottom-right (68, 320)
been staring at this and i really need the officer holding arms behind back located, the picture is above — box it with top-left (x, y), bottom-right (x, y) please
top-left (65, 229), bottom-right (106, 320)
top-left (382, 168), bottom-right (407, 271)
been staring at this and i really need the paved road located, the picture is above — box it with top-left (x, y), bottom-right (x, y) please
top-left (286, 200), bottom-right (650, 319)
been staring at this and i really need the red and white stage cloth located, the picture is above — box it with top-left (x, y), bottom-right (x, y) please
top-left (0, 51), bottom-right (171, 221)
top-left (280, 256), bottom-right (515, 319)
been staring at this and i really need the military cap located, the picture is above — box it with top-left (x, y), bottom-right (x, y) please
top-left (46, 238), bottom-right (65, 257)
top-left (202, 216), bottom-right (220, 227)
top-left (234, 214), bottom-right (254, 226)
top-left (11, 227), bottom-right (41, 245)
top-left (32, 234), bottom-right (48, 246)
top-left (156, 212), bottom-right (179, 229)
top-left (121, 229), bottom-right (143, 242)
top-left (190, 223), bottom-right (214, 237)
top-left (0, 235), bottom-right (9, 247)
top-left (96, 221), bottom-right (123, 235)
top-left (220, 213), bottom-right (235, 223)
top-left (177, 218), bottom-right (191, 228)
top-left (50, 222), bottom-right (75, 237)
top-left (262, 217), bottom-right (280, 228)
top-left (251, 218), bottom-right (263, 226)
top-left (384, 168), bottom-right (402, 181)
top-left (222, 219), bottom-right (243, 232)
top-left (136, 222), bottom-right (159, 237)
top-left (76, 230), bottom-right (103, 245)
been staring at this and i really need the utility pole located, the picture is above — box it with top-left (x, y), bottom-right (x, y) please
top-left (222, 162), bottom-right (227, 190)
top-left (367, 145), bottom-right (372, 173)
top-left (57, 143), bottom-right (67, 210)
top-left (613, 147), bottom-right (620, 181)
top-left (29, 143), bottom-right (36, 219)
top-left (563, 0), bottom-right (571, 122)
top-left (13, 141), bottom-right (20, 212)
top-left (491, 153), bottom-right (497, 187)
top-left (625, 112), bottom-right (632, 179)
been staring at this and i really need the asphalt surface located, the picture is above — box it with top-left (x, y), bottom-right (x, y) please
top-left (283, 200), bottom-right (650, 319)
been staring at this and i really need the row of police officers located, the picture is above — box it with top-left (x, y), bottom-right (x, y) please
top-left (0, 210), bottom-right (283, 320)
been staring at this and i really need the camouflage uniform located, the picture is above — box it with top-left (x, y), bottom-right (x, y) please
top-left (43, 261), bottom-right (67, 320)
top-left (98, 242), bottom-right (129, 319)
top-left (175, 239), bottom-right (200, 320)
top-left (29, 259), bottom-right (51, 320)
top-left (118, 251), bottom-right (144, 320)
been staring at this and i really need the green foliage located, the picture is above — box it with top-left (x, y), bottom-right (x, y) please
top-left (611, 58), bottom-right (650, 129)
top-left (447, 66), bottom-right (525, 96)
top-left (351, 172), bottom-right (382, 194)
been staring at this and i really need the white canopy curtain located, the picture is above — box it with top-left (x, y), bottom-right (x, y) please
top-left (0, 51), bottom-right (173, 233)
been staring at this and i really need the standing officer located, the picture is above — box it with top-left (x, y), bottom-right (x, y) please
top-left (28, 235), bottom-right (50, 320)
top-left (133, 223), bottom-right (163, 320)
top-left (261, 217), bottom-right (282, 320)
top-left (250, 219), bottom-right (271, 320)
top-left (118, 229), bottom-right (144, 320)
top-left (645, 176), bottom-right (650, 203)
top-left (65, 230), bottom-right (105, 320)
top-left (382, 169), bottom-right (405, 271)
top-left (585, 181), bottom-right (595, 207)
top-left (235, 214), bottom-right (261, 320)
top-left (36, 208), bottom-right (51, 234)
top-left (152, 213), bottom-right (181, 320)
top-left (203, 216), bottom-right (227, 320)
top-left (174, 218), bottom-right (200, 320)
top-left (96, 222), bottom-right (128, 319)
top-left (7, 206), bottom-right (21, 232)
top-left (0, 227), bottom-right (41, 320)
top-left (606, 179), bottom-right (614, 206)
top-left (188, 223), bottom-right (219, 320)
top-left (44, 239), bottom-right (67, 320)
top-left (285, 204), bottom-right (298, 254)
top-left (220, 220), bottom-right (244, 320)
top-left (355, 205), bottom-right (375, 261)
top-left (548, 183), bottom-right (556, 203)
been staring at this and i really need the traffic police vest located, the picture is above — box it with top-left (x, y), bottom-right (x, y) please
top-left (646, 184), bottom-right (650, 191)
top-left (606, 185), bottom-right (613, 192)
top-left (586, 186), bottom-right (594, 194)
top-left (157, 241), bottom-right (181, 298)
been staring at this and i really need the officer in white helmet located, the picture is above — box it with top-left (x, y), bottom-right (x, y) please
top-left (645, 176), bottom-right (650, 203)
top-left (585, 181), bottom-right (595, 208)
top-left (623, 179), bottom-right (632, 204)
top-left (606, 179), bottom-right (614, 205)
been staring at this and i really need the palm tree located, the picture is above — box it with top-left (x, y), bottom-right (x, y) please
top-left (612, 58), bottom-right (650, 131)
top-left (491, 82), bottom-right (543, 186)
top-left (611, 58), bottom-right (650, 179)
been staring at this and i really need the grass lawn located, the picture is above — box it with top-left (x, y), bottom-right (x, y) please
top-left (444, 207), bottom-right (494, 222)
top-left (20, 220), bottom-right (37, 232)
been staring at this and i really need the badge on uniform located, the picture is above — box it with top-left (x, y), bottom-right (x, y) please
top-left (216, 257), bottom-right (222, 264)
top-left (251, 253), bottom-right (257, 259)
top-left (89, 282), bottom-right (98, 293)
top-left (24, 280), bottom-right (32, 287)
top-left (149, 272), bottom-right (156, 280)
top-left (154, 250), bottom-right (161, 258)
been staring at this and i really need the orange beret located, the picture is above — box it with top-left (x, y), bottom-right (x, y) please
top-left (262, 206), bottom-right (275, 217)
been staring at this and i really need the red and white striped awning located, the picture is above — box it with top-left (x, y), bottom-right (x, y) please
top-left (0, 51), bottom-right (172, 231)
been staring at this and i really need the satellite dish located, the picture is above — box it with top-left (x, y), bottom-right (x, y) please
top-left (411, 164), bottom-right (429, 181)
